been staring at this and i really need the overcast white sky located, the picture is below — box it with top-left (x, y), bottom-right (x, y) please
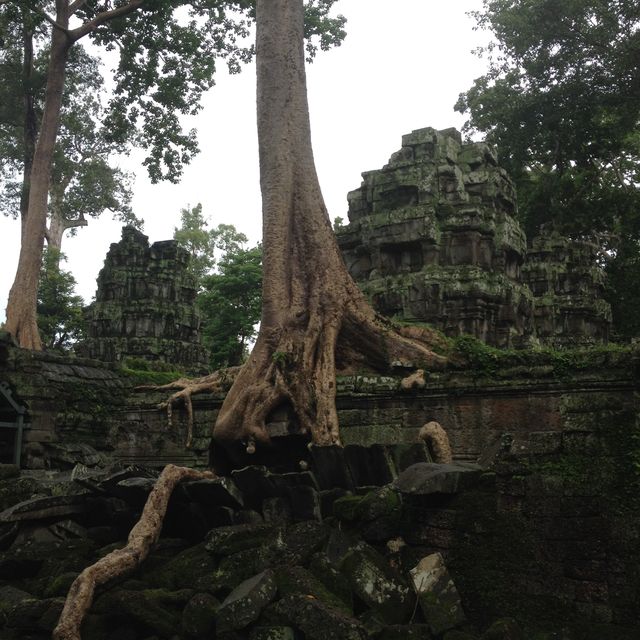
top-left (0, 0), bottom-right (490, 320)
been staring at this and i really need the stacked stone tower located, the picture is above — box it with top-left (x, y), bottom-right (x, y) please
top-left (522, 228), bottom-right (612, 346)
top-left (80, 226), bottom-right (209, 370)
top-left (337, 127), bottom-right (535, 347)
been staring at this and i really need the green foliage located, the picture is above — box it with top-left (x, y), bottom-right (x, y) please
top-left (198, 244), bottom-right (262, 369)
top-left (452, 334), bottom-right (631, 378)
top-left (457, 0), bottom-right (640, 233)
top-left (121, 368), bottom-right (186, 386)
top-left (174, 203), bottom-right (219, 286)
top-left (173, 203), bottom-right (249, 288)
top-left (452, 335), bottom-right (503, 375)
top-left (36, 248), bottom-right (85, 351)
top-left (82, 0), bottom-right (346, 182)
top-left (0, 20), bottom-right (137, 231)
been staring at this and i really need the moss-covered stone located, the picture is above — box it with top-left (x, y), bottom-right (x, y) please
top-left (270, 594), bottom-right (368, 640)
top-left (181, 592), bottom-right (220, 638)
top-left (274, 565), bottom-right (352, 614)
top-left (340, 542), bottom-right (414, 625)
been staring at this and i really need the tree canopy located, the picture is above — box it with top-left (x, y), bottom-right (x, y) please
top-left (0, 34), bottom-right (139, 252)
top-left (456, 0), bottom-right (640, 238)
top-left (173, 203), bottom-right (248, 287)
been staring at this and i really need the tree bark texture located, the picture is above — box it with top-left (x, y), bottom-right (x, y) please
top-left (20, 20), bottom-right (38, 241)
top-left (213, 0), bottom-right (446, 451)
top-left (53, 464), bottom-right (214, 640)
top-left (5, 4), bottom-right (71, 350)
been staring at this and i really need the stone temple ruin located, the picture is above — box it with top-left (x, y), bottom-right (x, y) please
top-left (0, 128), bottom-right (637, 640)
top-left (337, 127), bottom-right (612, 348)
top-left (79, 226), bottom-right (209, 371)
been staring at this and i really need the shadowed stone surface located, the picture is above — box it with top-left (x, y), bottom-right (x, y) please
top-left (396, 463), bottom-right (483, 495)
top-left (216, 570), bottom-right (277, 632)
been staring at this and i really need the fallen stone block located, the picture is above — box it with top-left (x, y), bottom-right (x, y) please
top-left (271, 593), bottom-right (368, 640)
top-left (396, 463), bottom-right (482, 496)
top-left (0, 585), bottom-right (35, 615)
top-left (479, 617), bottom-right (524, 640)
top-left (341, 542), bottom-right (414, 624)
top-left (0, 494), bottom-right (86, 523)
top-left (183, 477), bottom-right (244, 509)
top-left (216, 569), bottom-right (277, 633)
top-left (181, 592), bottom-right (220, 639)
top-left (275, 564), bottom-right (352, 614)
top-left (376, 623), bottom-right (434, 639)
top-left (250, 626), bottom-right (297, 640)
top-left (206, 523), bottom-right (277, 556)
top-left (410, 552), bottom-right (466, 635)
top-left (4, 596), bottom-right (64, 633)
top-left (258, 520), bottom-right (330, 566)
top-left (231, 466), bottom-right (279, 508)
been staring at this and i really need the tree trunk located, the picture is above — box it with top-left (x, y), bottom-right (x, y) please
top-left (5, 8), bottom-right (70, 350)
top-left (46, 182), bottom-right (88, 260)
top-left (213, 0), bottom-right (446, 452)
top-left (20, 19), bottom-right (38, 242)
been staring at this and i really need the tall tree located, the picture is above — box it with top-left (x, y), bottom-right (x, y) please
top-left (1, 37), bottom-right (138, 259)
top-left (213, 0), bottom-right (446, 452)
top-left (4, 0), bottom-right (346, 350)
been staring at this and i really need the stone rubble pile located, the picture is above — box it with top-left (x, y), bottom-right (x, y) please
top-left (0, 456), bottom-right (523, 640)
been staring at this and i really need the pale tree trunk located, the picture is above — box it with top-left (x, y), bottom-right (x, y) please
top-left (213, 0), bottom-right (446, 452)
top-left (46, 182), bottom-right (88, 260)
top-left (5, 6), bottom-right (71, 350)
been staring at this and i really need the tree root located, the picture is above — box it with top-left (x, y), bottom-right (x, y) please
top-left (136, 367), bottom-right (240, 448)
top-left (419, 421), bottom-right (453, 464)
top-left (53, 464), bottom-right (214, 640)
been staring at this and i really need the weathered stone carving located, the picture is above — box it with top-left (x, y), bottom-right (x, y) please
top-left (522, 227), bottom-right (612, 347)
top-left (338, 127), bottom-right (612, 348)
top-left (337, 127), bottom-right (535, 348)
top-left (79, 226), bottom-right (209, 370)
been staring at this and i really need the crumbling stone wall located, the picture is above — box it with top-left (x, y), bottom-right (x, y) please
top-left (79, 226), bottom-right (209, 371)
top-left (523, 227), bottom-right (612, 346)
top-left (337, 127), bottom-right (612, 348)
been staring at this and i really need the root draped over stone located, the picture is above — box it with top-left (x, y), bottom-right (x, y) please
top-left (136, 367), bottom-right (240, 448)
top-left (53, 464), bottom-right (214, 640)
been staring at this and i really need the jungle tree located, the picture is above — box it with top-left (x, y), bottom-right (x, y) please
top-left (212, 0), bottom-right (446, 451)
top-left (0, 35), bottom-right (138, 260)
top-left (52, 4), bottom-right (447, 635)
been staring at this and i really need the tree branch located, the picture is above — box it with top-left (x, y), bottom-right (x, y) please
top-left (14, 1), bottom-right (70, 35)
top-left (69, 0), bottom-right (147, 42)
top-left (68, 0), bottom-right (87, 13)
